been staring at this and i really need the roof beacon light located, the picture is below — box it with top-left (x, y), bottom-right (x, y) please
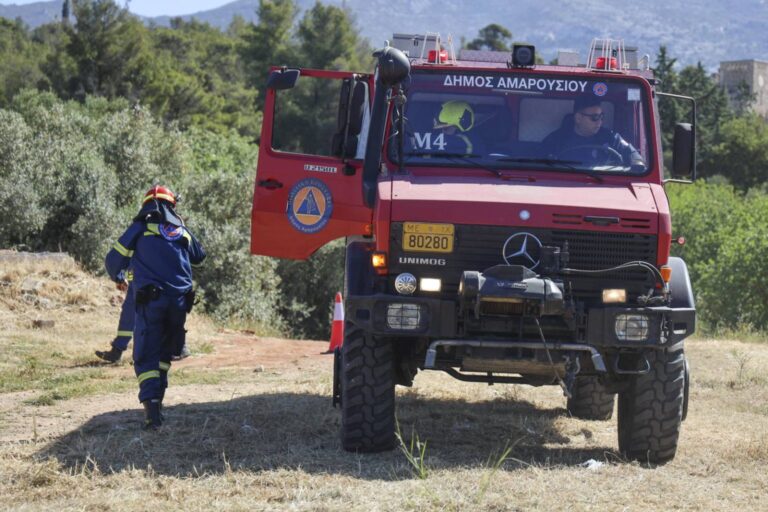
top-left (419, 32), bottom-right (456, 65)
top-left (587, 38), bottom-right (627, 72)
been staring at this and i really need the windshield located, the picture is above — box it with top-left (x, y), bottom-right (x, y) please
top-left (393, 70), bottom-right (653, 175)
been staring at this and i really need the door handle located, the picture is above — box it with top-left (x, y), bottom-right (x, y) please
top-left (257, 179), bottom-right (283, 189)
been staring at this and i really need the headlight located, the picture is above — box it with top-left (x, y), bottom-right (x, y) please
top-left (420, 277), bottom-right (441, 292)
top-left (615, 314), bottom-right (650, 342)
top-left (386, 303), bottom-right (421, 330)
top-left (602, 288), bottom-right (627, 303)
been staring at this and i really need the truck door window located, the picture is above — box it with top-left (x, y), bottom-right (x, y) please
top-left (271, 75), bottom-right (343, 157)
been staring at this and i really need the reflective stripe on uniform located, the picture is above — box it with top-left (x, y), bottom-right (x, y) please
top-left (159, 362), bottom-right (171, 371)
top-left (117, 330), bottom-right (132, 337)
top-left (113, 242), bottom-right (134, 257)
top-left (182, 231), bottom-right (192, 245)
top-left (144, 223), bottom-right (160, 237)
top-left (125, 269), bottom-right (134, 282)
top-left (137, 370), bottom-right (160, 383)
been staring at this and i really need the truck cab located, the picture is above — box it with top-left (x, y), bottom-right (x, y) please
top-left (251, 36), bottom-right (696, 463)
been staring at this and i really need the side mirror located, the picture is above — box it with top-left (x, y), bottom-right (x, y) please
top-left (266, 69), bottom-right (300, 90)
top-left (672, 122), bottom-right (695, 180)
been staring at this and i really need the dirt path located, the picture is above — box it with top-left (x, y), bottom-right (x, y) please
top-left (0, 332), bottom-right (332, 444)
top-left (177, 332), bottom-right (331, 371)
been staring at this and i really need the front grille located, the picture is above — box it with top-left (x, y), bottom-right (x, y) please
top-left (480, 300), bottom-right (526, 316)
top-left (389, 223), bottom-right (657, 301)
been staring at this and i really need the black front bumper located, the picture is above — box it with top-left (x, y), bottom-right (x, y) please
top-left (346, 294), bottom-right (696, 347)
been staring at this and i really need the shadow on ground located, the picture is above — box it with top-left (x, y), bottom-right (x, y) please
top-left (38, 392), bottom-right (618, 479)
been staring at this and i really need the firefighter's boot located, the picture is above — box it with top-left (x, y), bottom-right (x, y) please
top-left (95, 346), bottom-right (123, 363)
top-left (172, 344), bottom-right (191, 361)
top-left (142, 399), bottom-right (163, 431)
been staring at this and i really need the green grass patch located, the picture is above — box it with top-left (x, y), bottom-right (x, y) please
top-left (193, 342), bottom-right (215, 355)
top-left (22, 368), bottom-right (133, 406)
top-left (696, 323), bottom-right (768, 343)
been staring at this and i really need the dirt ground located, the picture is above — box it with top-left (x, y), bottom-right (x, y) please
top-left (0, 334), bottom-right (329, 444)
top-left (1, 332), bottom-right (767, 511)
top-left (1, 255), bottom-right (768, 511)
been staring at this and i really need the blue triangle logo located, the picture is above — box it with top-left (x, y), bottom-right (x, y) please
top-left (297, 189), bottom-right (321, 216)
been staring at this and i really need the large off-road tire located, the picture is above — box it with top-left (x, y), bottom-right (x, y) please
top-left (617, 347), bottom-right (686, 464)
top-left (340, 323), bottom-right (396, 452)
top-left (567, 376), bottom-right (615, 420)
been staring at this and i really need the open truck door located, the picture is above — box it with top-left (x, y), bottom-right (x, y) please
top-left (251, 68), bottom-right (374, 259)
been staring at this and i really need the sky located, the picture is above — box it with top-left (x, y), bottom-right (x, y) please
top-left (0, 0), bottom-right (235, 17)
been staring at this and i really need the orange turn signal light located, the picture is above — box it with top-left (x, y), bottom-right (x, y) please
top-left (660, 265), bottom-right (672, 283)
top-left (371, 252), bottom-right (387, 268)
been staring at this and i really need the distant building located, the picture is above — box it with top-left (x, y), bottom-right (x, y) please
top-left (718, 60), bottom-right (768, 118)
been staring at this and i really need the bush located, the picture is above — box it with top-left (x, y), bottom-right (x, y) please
top-left (276, 239), bottom-right (345, 340)
top-left (0, 90), bottom-right (288, 331)
top-left (668, 181), bottom-right (768, 330)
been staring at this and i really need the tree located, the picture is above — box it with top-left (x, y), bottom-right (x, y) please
top-left (653, 46), bottom-right (681, 153)
top-left (148, 19), bottom-right (260, 136)
top-left (239, 0), bottom-right (298, 97)
top-left (653, 47), bottom-right (732, 173)
top-left (0, 19), bottom-right (50, 107)
top-left (702, 114), bottom-right (768, 189)
top-left (731, 80), bottom-right (756, 116)
top-left (64, 0), bottom-right (155, 102)
top-left (297, 1), bottom-right (364, 70)
top-left (465, 23), bottom-right (513, 52)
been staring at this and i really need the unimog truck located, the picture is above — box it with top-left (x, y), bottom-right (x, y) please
top-left (250, 36), bottom-right (696, 463)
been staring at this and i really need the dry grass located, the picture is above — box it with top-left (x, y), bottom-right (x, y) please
top-left (1, 255), bottom-right (768, 510)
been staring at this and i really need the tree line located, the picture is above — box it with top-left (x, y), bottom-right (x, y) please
top-left (0, 2), bottom-right (766, 335)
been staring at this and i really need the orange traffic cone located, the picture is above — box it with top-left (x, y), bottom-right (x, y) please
top-left (327, 292), bottom-right (344, 353)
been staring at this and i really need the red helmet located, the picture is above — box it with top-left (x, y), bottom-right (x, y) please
top-left (142, 185), bottom-right (176, 206)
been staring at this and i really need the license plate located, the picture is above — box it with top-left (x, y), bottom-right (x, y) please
top-left (402, 223), bottom-right (454, 253)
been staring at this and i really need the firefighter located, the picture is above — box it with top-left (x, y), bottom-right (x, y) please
top-left (105, 185), bottom-right (206, 430)
top-left (433, 100), bottom-right (482, 155)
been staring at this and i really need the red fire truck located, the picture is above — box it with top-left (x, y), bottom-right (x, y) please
top-left (251, 36), bottom-right (696, 463)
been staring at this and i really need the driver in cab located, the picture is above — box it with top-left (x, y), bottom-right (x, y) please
top-left (542, 95), bottom-right (645, 170)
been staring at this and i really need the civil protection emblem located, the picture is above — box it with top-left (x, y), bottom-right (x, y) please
top-left (286, 178), bottom-right (333, 233)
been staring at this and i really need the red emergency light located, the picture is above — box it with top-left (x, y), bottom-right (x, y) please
top-left (596, 56), bottom-right (618, 70)
top-left (428, 49), bottom-right (448, 63)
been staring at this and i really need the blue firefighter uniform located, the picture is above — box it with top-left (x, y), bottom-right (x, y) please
top-left (113, 270), bottom-right (135, 352)
top-left (105, 190), bottom-right (205, 429)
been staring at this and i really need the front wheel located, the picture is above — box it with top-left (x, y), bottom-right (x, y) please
top-left (567, 376), bottom-right (615, 420)
top-left (617, 347), bottom-right (686, 464)
top-left (340, 323), bottom-right (396, 452)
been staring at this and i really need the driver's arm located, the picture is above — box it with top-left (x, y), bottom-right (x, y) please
top-left (612, 133), bottom-right (645, 170)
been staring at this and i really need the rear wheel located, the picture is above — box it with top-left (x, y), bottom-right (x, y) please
top-left (340, 323), bottom-right (396, 452)
top-left (617, 347), bottom-right (685, 464)
top-left (566, 376), bottom-right (615, 420)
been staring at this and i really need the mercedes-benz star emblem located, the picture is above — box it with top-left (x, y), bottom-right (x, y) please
top-left (502, 232), bottom-right (543, 269)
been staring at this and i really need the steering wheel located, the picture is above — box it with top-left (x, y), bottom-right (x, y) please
top-left (557, 145), bottom-right (624, 166)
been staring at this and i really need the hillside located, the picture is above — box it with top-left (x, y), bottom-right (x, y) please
top-left (1, 0), bottom-right (767, 68)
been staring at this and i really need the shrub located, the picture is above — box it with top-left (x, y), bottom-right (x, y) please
top-left (669, 181), bottom-right (768, 330)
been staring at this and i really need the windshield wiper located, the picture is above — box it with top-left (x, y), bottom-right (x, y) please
top-left (495, 157), bottom-right (604, 182)
top-left (404, 152), bottom-right (503, 178)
